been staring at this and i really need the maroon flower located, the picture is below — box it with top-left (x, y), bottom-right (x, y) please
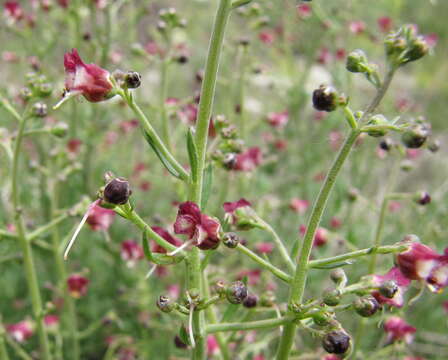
top-left (4, 1), bottom-right (24, 23)
top-left (120, 240), bottom-right (144, 267)
top-left (255, 242), bottom-right (274, 254)
top-left (223, 198), bottom-right (261, 230)
top-left (299, 225), bottom-right (329, 247)
top-left (151, 226), bottom-right (182, 253)
top-left (44, 315), bottom-right (59, 331)
top-left (57, 0), bottom-right (69, 8)
top-left (349, 20), bottom-right (366, 35)
top-left (317, 47), bottom-right (331, 65)
top-left (267, 110), bottom-right (289, 129)
top-left (238, 269), bottom-right (261, 286)
top-left (67, 274), bottom-right (89, 298)
top-left (383, 316), bottom-right (416, 344)
top-left (259, 31), bottom-right (275, 45)
top-left (64, 48), bottom-right (113, 102)
top-left (173, 202), bottom-right (221, 250)
top-left (296, 4), bottom-right (312, 19)
top-left (86, 203), bottom-right (115, 231)
top-left (234, 147), bottom-right (263, 172)
top-left (6, 320), bottom-right (34, 342)
top-left (371, 267), bottom-right (410, 307)
top-left (377, 16), bottom-right (392, 33)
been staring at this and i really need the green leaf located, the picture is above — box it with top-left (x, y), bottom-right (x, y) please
top-left (142, 130), bottom-right (181, 179)
top-left (179, 324), bottom-right (191, 346)
top-left (186, 128), bottom-right (199, 183)
top-left (201, 163), bottom-right (213, 210)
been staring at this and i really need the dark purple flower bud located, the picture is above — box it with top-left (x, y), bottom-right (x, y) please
top-left (379, 280), bottom-right (399, 299)
top-left (226, 281), bottom-right (248, 304)
top-left (322, 330), bottom-right (351, 355)
top-left (174, 335), bottom-right (188, 349)
top-left (222, 232), bottom-right (240, 248)
top-left (312, 85), bottom-right (338, 112)
top-left (371, 267), bottom-right (410, 307)
top-left (379, 138), bottom-right (393, 151)
top-left (103, 177), bottom-right (131, 205)
top-left (428, 140), bottom-right (440, 153)
top-left (330, 268), bottom-right (347, 286)
top-left (401, 123), bottom-right (430, 148)
top-left (124, 71), bottom-right (142, 89)
top-left (243, 293), bottom-right (258, 308)
top-left (33, 102), bottom-right (47, 117)
top-left (414, 191), bottom-right (431, 206)
top-left (354, 296), bottom-right (380, 317)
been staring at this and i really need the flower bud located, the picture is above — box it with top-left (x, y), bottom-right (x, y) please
top-left (366, 114), bottom-right (389, 137)
top-left (223, 153), bottom-right (238, 170)
top-left (33, 102), bottom-right (47, 117)
top-left (174, 335), bottom-right (188, 349)
top-left (222, 232), bottom-right (240, 248)
top-left (406, 37), bottom-right (429, 63)
top-left (347, 187), bottom-right (359, 202)
top-left (37, 83), bottom-right (53, 97)
top-left (225, 281), bottom-right (248, 304)
top-left (330, 269), bottom-right (347, 286)
top-left (379, 138), bottom-right (394, 151)
top-left (259, 291), bottom-right (276, 307)
top-left (50, 122), bottom-right (69, 138)
top-left (124, 71), bottom-right (142, 89)
top-left (103, 177), bottom-right (131, 205)
top-left (401, 123), bottom-right (430, 148)
top-left (379, 280), bottom-right (398, 299)
top-left (312, 85), bottom-right (338, 112)
top-left (157, 295), bottom-right (174, 313)
top-left (322, 289), bottom-right (341, 306)
top-left (20, 87), bottom-right (33, 102)
top-left (214, 280), bottom-right (226, 297)
top-left (346, 49), bottom-right (368, 73)
top-left (353, 296), bottom-right (380, 317)
top-left (243, 293), bottom-right (258, 308)
top-left (312, 312), bottom-right (332, 326)
top-left (322, 330), bottom-right (351, 355)
top-left (414, 191), bottom-right (431, 206)
top-left (428, 140), bottom-right (440, 153)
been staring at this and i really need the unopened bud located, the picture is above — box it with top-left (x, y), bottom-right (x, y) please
top-left (33, 102), bottom-right (47, 117)
top-left (222, 232), bottom-right (240, 248)
top-left (312, 85), bottom-right (339, 112)
top-left (226, 281), bottom-right (248, 304)
top-left (379, 138), bottom-right (394, 151)
top-left (428, 140), bottom-right (440, 153)
top-left (157, 295), bottom-right (174, 312)
top-left (414, 191), bottom-right (431, 206)
top-left (312, 312), bottom-right (332, 326)
top-left (401, 123), bottom-right (430, 148)
top-left (322, 330), bottom-right (351, 355)
top-left (353, 296), bottom-right (379, 317)
top-left (259, 291), bottom-right (276, 307)
top-left (103, 177), bottom-right (131, 205)
top-left (50, 122), bottom-right (68, 138)
top-left (346, 49), bottom-right (368, 73)
top-left (322, 288), bottom-right (341, 306)
top-left (366, 114), bottom-right (389, 137)
top-left (379, 280), bottom-right (398, 299)
top-left (243, 293), bottom-right (258, 308)
top-left (330, 269), bottom-right (347, 286)
top-left (406, 37), bottom-right (429, 63)
top-left (125, 71), bottom-right (142, 89)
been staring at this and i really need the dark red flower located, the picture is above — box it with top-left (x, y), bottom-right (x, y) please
top-left (377, 16), bottom-right (392, 33)
top-left (383, 316), bottom-right (416, 344)
top-left (299, 225), bottom-right (329, 247)
top-left (44, 315), bottom-right (59, 331)
top-left (234, 147), bottom-right (263, 171)
top-left (4, 1), bottom-right (24, 22)
top-left (6, 320), bottom-right (33, 342)
top-left (57, 0), bottom-right (69, 8)
top-left (64, 48), bottom-right (113, 102)
top-left (67, 274), bottom-right (89, 298)
top-left (259, 31), bottom-right (275, 45)
top-left (151, 226), bottom-right (182, 253)
top-left (371, 267), bottom-right (410, 307)
top-left (173, 202), bottom-right (221, 250)
top-left (396, 242), bottom-right (440, 282)
top-left (296, 4), bottom-right (312, 19)
top-left (86, 203), bottom-right (115, 231)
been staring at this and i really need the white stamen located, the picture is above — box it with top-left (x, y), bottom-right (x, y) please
top-left (188, 303), bottom-right (196, 348)
top-left (64, 201), bottom-right (98, 260)
top-left (145, 264), bottom-right (157, 279)
top-left (52, 91), bottom-right (79, 110)
top-left (167, 240), bottom-right (192, 256)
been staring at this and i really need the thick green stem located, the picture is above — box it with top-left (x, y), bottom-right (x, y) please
top-left (368, 197), bottom-right (389, 273)
top-left (206, 316), bottom-right (292, 334)
top-left (160, 59), bottom-right (172, 151)
top-left (276, 129), bottom-right (360, 359)
top-left (0, 329), bottom-right (9, 360)
top-left (11, 114), bottom-right (52, 360)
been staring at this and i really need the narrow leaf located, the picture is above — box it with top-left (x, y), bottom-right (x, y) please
top-left (142, 130), bottom-right (181, 179)
top-left (312, 260), bottom-right (355, 269)
top-left (186, 128), bottom-right (199, 183)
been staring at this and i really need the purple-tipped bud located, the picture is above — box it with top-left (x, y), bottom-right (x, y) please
top-left (103, 177), bottom-right (131, 205)
top-left (243, 293), bottom-right (258, 308)
top-left (414, 191), bottom-right (431, 206)
top-left (222, 232), bottom-right (240, 248)
top-left (157, 295), bottom-right (174, 313)
top-left (312, 85), bottom-right (338, 112)
top-left (322, 330), bottom-right (351, 355)
top-left (226, 281), bottom-right (248, 304)
top-left (322, 289), bottom-right (341, 306)
top-left (33, 102), bottom-right (47, 117)
top-left (401, 123), bottom-right (430, 149)
top-left (124, 71), bottom-right (142, 89)
top-left (354, 296), bottom-right (380, 317)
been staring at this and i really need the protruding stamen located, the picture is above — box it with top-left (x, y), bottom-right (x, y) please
top-left (145, 264), bottom-right (158, 279)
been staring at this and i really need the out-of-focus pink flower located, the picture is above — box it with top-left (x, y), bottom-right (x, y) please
top-left (67, 274), bottom-right (89, 298)
top-left (44, 315), bottom-right (59, 331)
top-left (424, 33), bottom-right (438, 48)
top-left (296, 4), bottom-right (312, 19)
top-left (259, 31), bottom-right (275, 45)
top-left (151, 226), bottom-right (182, 253)
top-left (395, 98), bottom-right (411, 112)
top-left (329, 130), bottom-right (343, 151)
top-left (267, 110), bottom-right (289, 129)
top-left (403, 357), bottom-right (425, 360)
top-left (317, 47), bottom-right (331, 65)
top-left (383, 316), bottom-right (416, 344)
top-left (105, 131), bottom-right (119, 146)
top-left (2, 51), bottom-right (19, 63)
top-left (173, 202), bottom-right (221, 250)
top-left (253, 354), bottom-right (265, 360)
top-left (167, 284), bottom-right (180, 299)
top-left (256, 242), bottom-right (274, 254)
top-left (274, 139), bottom-right (288, 151)
top-left (234, 147), bottom-right (263, 171)
top-left (371, 267), bottom-right (410, 307)
top-left (67, 138), bottom-right (82, 154)
top-left (109, 50), bottom-right (122, 65)
top-left (207, 335), bottom-right (219, 356)
top-left (406, 149), bottom-right (421, 159)
top-left (299, 225), bottom-right (329, 247)
top-left (314, 111), bottom-right (327, 122)
top-left (289, 198), bottom-right (309, 214)
top-left (178, 103), bottom-right (198, 124)
top-left (119, 119), bottom-right (139, 134)
top-left (6, 320), bottom-right (34, 342)
top-left (388, 201), bottom-right (402, 213)
top-left (349, 20), bottom-right (366, 34)
top-left (145, 41), bottom-right (160, 56)
top-left (117, 348), bottom-right (136, 360)
top-left (377, 16), bottom-right (393, 33)
top-left (4, 1), bottom-right (24, 22)
top-left (335, 48), bottom-right (346, 61)
top-left (330, 217), bottom-right (342, 229)
top-left (133, 162), bottom-right (146, 176)
top-left (139, 181), bottom-right (151, 192)
top-left (86, 203), bottom-right (115, 231)
top-left (57, 0), bottom-right (69, 8)
top-left (121, 240), bottom-right (144, 267)
top-left (64, 48), bottom-right (113, 102)
top-left (322, 355), bottom-right (341, 360)
top-left (238, 269), bottom-right (261, 286)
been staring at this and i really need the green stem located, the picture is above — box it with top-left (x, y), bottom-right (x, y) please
top-left (0, 328), bottom-right (9, 360)
top-left (11, 114), bottom-right (52, 360)
top-left (28, 213), bottom-right (69, 241)
top-left (236, 244), bottom-right (292, 283)
top-left (206, 316), bottom-right (293, 334)
top-left (368, 197), bottom-right (389, 273)
top-left (308, 244), bottom-right (408, 269)
top-left (4, 335), bottom-right (31, 360)
top-left (125, 96), bottom-right (189, 181)
top-left (160, 59), bottom-right (172, 151)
